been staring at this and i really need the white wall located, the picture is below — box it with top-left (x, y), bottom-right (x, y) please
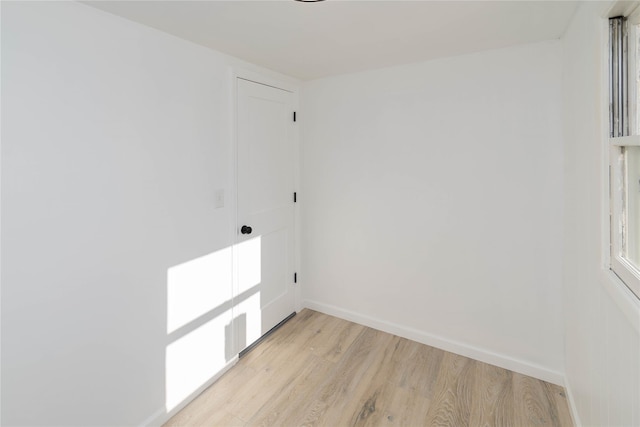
top-left (1, 2), bottom-right (296, 426)
top-left (6, 2), bottom-right (639, 426)
top-left (562, 3), bottom-right (640, 426)
top-left (301, 42), bottom-right (565, 382)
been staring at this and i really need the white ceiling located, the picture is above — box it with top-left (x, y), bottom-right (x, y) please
top-left (86, 1), bottom-right (580, 81)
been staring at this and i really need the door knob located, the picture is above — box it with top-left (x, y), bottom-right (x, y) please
top-left (241, 225), bottom-right (253, 235)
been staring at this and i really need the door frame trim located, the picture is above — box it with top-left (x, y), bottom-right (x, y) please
top-left (229, 67), bottom-right (302, 356)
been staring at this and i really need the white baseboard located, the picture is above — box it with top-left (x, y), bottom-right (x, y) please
top-left (303, 300), bottom-right (565, 386)
top-left (564, 377), bottom-right (583, 427)
top-left (137, 408), bottom-right (166, 427)
top-left (138, 356), bottom-right (239, 427)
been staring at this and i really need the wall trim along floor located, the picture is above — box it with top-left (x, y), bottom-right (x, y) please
top-left (564, 377), bottom-right (583, 427)
top-left (303, 300), bottom-right (565, 387)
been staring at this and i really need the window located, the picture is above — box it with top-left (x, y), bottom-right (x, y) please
top-left (609, 15), bottom-right (640, 299)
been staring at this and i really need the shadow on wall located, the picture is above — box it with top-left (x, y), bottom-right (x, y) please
top-left (164, 237), bottom-right (262, 412)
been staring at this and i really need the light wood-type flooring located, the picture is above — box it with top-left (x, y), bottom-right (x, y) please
top-left (165, 309), bottom-right (573, 427)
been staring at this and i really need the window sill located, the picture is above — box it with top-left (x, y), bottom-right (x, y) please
top-left (600, 268), bottom-right (640, 334)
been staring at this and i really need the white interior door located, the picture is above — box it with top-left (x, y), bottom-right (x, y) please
top-left (235, 78), bottom-right (295, 353)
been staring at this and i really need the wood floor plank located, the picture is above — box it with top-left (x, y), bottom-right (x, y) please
top-left (545, 382), bottom-right (575, 427)
top-left (164, 309), bottom-right (574, 427)
top-left (394, 338), bottom-right (444, 398)
top-left (469, 361), bottom-right (514, 427)
top-left (239, 310), bottom-right (330, 369)
top-left (223, 346), bottom-right (313, 421)
top-left (320, 330), bottom-right (399, 427)
top-left (246, 354), bottom-right (335, 426)
top-left (493, 370), bottom-right (517, 427)
top-left (513, 372), bottom-right (561, 426)
top-left (382, 385), bottom-right (432, 426)
top-left (343, 335), bottom-right (406, 426)
top-left (220, 313), bottom-right (342, 421)
top-left (423, 352), bottom-right (477, 427)
top-left (310, 316), bottom-right (365, 363)
top-left (165, 408), bottom-right (244, 427)
top-left (287, 328), bottom-right (395, 426)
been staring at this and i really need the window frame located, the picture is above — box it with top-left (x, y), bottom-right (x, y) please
top-left (608, 11), bottom-right (640, 300)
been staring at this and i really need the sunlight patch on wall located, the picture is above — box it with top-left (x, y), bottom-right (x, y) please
top-left (234, 292), bottom-right (262, 349)
top-left (165, 314), bottom-right (230, 411)
top-left (237, 236), bottom-right (261, 293)
top-left (167, 248), bottom-right (233, 334)
top-left (165, 237), bottom-right (264, 413)
top-left (235, 236), bottom-right (263, 347)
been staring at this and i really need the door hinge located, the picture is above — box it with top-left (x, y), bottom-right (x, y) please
top-left (294, 272), bottom-right (298, 283)
top-left (293, 111), bottom-right (297, 122)
top-left (294, 192), bottom-right (297, 203)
